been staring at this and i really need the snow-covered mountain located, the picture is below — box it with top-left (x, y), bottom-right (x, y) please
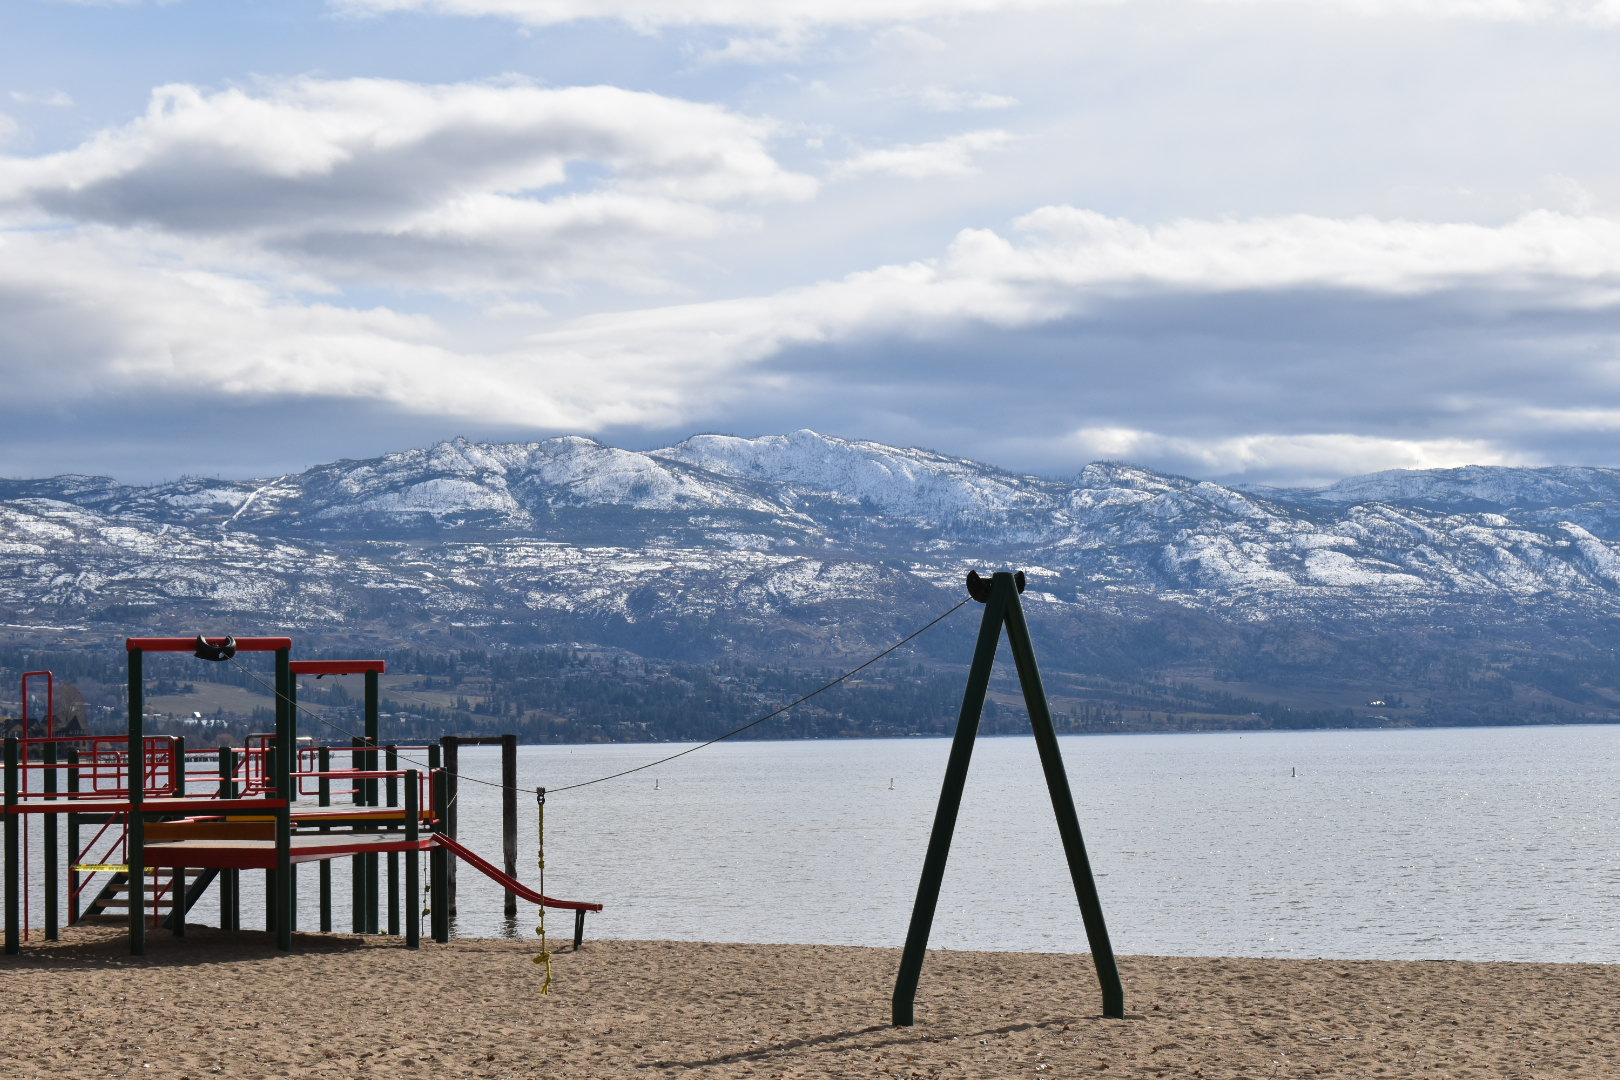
top-left (3, 431), bottom-right (1620, 657)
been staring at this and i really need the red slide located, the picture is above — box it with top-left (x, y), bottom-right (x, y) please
top-left (431, 833), bottom-right (603, 912)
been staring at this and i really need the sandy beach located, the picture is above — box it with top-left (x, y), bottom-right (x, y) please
top-left (2, 927), bottom-right (1615, 1079)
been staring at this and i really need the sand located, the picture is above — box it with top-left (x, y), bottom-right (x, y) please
top-left (2, 927), bottom-right (1615, 1079)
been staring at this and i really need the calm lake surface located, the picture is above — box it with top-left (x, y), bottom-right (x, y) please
top-left (24, 725), bottom-right (1619, 961)
top-left (433, 725), bottom-right (1620, 962)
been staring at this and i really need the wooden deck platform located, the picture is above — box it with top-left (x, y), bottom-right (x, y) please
top-left (143, 832), bottom-right (432, 870)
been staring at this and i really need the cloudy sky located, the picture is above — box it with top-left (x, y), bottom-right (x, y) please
top-left (3, 0), bottom-right (1619, 486)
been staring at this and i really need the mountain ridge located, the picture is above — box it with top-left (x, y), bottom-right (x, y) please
top-left (4, 431), bottom-right (1620, 733)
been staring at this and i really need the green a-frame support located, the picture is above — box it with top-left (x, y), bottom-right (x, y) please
top-left (892, 570), bottom-right (1125, 1025)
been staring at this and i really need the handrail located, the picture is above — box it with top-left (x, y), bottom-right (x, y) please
top-left (6, 736), bottom-right (182, 799)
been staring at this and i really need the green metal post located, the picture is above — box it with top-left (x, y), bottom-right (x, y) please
top-left (404, 770), bottom-right (420, 949)
top-left (273, 647), bottom-right (294, 950)
top-left (171, 735), bottom-right (186, 937)
top-left (4, 738), bottom-right (20, 954)
top-left (427, 739), bottom-right (442, 935)
top-left (441, 736), bottom-right (458, 918)
top-left (44, 741), bottom-right (58, 941)
top-left (219, 747), bottom-right (239, 931)
top-left (265, 869), bottom-right (276, 934)
top-left (364, 669), bottom-right (381, 935)
top-left (351, 738), bottom-right (366, 934)
top-left (318, 746), bottom-right (331, 933)
top-left (501, 733), bottom-right (518, 918)
top-left (430, 768), bottom-right (449, 943)
top-left (386, 745), bottom-right (400, 937)
top-left (1002, 590), bottom-right (1125, 1019)
top-left (67, 750), bottom-right (80, 926)
top-left (891, 581), bottom-right (1006, 1026)
top-left (364, 670), bottom-right (380, 808)
top-left (127, 647), bottom-right (146, 956)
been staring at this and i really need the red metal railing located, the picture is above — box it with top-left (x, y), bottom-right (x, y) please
top-left (9, 735), bottom-right (182, 798)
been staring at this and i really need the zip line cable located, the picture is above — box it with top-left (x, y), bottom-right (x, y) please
top-left (223, 596), bottom-right (971, 797)
top-left (545, 597), bottom-right (971, 794)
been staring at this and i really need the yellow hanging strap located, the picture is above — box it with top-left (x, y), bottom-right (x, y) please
top-left (532, 787), bottom-right (553, 994)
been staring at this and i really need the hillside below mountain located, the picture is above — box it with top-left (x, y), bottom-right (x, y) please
top-left (3, 431), bottom-right (1619, 738)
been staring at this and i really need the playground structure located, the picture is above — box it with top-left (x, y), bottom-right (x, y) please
top-left (2, 636), bottom-right (601, 956)
top-left (5, 573), bottom-right (1116, 1029)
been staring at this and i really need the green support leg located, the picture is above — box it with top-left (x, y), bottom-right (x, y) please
top-left (318, 747), bottom-right (331, 934)
top-left (274, 648), bottom-right (294, 951)
top-left (265, 870), bottom-right (276, 933)
top-left (1003, 593), bottom-right (1126, 1019)
top-left (363, 673), bottom-right (381, 936)
top-left (127, 648), bottom-right (146, 957)
top-left (44, 742), bottom-right (58, 941)
top-left (67, 750), bottom-right (80, 927)
top-left (404, 772), bottom-right (420, 950)
top-left (219, 748), bottom-right (239, 932)
top-left (430, 769), bottom-right (449, 944)
top-left (386, 745), bottom-right (400, 938)
top-left (4, 738), bottom-right (20, 955)
top-left (220, 867), bottom-right (238, 932)
top-left (351, 740), bottom-right (367, 934)
top-left (891, 584), bottom-right (1006, 1026)
top-left (172, 738), bottom-right (186, 937)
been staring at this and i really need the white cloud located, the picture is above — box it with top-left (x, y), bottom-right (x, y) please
top-left (333, 0), bottom-right (1091, 30)
top-left (0, 114), bottom-right (18, 147)
top-left (965, 206), bottom-right (1620, 300)
top-left (1047, 429), bottom-right (1533, 483)
top-left (8, 202), bottom-right (1620, 483)
top-left (832, 129), bottom-right (1017, 180)
top-left (1257, 0), bottom-right (1620, 21)
top-left (1517, 407), bottom-right (1620, 431)
top-left (916, 87), bottom-right (1019, 112)
top-left (9, 90), bottom-right (75, 108)
top-left (696, 26), bottom-right (818, 64)
top-left (834, 83), bottom-right (1019, 112)
top-left (481, 207), bottom-right (1620, 415)
top-left (0, 226), bottom-right (723, 430)
top-left (0, 77), bottom-right (815, 295)
top-left (330, 0), bottom-right (1620, 27)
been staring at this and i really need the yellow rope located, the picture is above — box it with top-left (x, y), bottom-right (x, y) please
top-left (532, 788), bottom-right (553, 993)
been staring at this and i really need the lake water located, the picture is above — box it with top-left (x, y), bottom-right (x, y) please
top-left (437, 725), bottom-right (1620, 962)
top-left (19, 725), bottom-right (1620, 961)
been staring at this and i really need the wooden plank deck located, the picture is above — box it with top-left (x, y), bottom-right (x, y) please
top-left (143, 832), bottom-right (433, 870)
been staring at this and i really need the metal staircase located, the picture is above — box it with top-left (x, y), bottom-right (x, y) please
top-left (78, 866), bottom-right (219, 930)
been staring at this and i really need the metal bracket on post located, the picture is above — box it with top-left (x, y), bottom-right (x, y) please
top-left (891, 569), bottom-right (1125, 1026)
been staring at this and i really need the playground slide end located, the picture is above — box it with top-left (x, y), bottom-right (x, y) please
top-left (430, 833), bottom-right (603, 913)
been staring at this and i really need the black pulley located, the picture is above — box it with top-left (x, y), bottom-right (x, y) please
top-left (966, 570), bottom-right (1026, 602)
top-left (193, 634), bottom-right (238, 661)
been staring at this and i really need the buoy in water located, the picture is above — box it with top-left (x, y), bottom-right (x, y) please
top-left (888, 777), bottom-right (895, 790)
